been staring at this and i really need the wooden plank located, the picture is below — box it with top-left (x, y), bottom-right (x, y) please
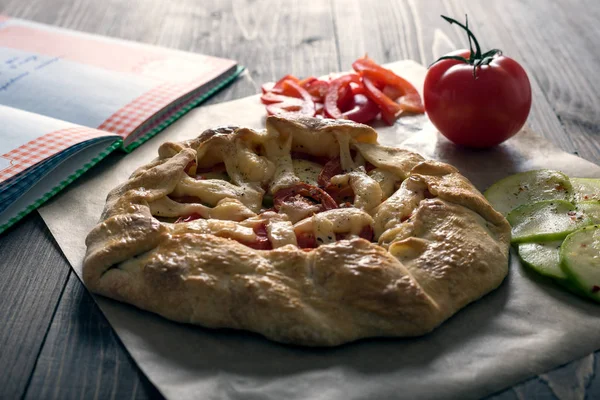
top-left (332, 0), bottom-right (464, 66)
top-left (496, 0), bottom-right (600, 162)
top-left (195, 0), bottom-right (342, 102)
top-left (24, 273), bottom-right (163, 400)
top-left (0, 214), bottom-right (71, 400)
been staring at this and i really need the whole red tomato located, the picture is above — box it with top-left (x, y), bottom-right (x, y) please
top-left (424, 17), bottom-right (532, 148)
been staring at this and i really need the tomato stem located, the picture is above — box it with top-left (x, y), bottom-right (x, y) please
top-left (430, 15), bottom-right (503, 79)
top-left (466, 15), bottom-right (474, 59)
top-left (443, 15), bottom-right (482, 60)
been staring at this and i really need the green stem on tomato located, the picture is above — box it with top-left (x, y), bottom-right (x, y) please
top-left (466, 15), bottom-right (474, 60)
top-left (442, 15), bottom-right (482, 60)
top-left (430, 15), bottom-right (503, 79)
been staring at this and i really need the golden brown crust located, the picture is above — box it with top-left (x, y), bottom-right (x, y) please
top-left (83, 115), bottom-right (511, 346)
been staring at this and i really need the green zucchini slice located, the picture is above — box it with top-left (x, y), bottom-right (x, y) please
top-left (517, 241), bottom-right (565, 280)
top-left (507, 200), bottom-right (590, 243)
top-left (484, 170), bottom-right (573, 216)
top-left (572, 178), bottom-right (600, 203)
top-left (560, 225), bottom-right (600, 302)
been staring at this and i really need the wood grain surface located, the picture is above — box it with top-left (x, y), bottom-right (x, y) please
top-left (0, 214), bottom-right (70, 399)
top-left (0, 0), bottom-right (598, 399)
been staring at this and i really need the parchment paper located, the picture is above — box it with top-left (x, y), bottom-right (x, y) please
top-left (39, 61), bottom-right (600, 400)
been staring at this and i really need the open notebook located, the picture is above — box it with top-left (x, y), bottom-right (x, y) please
top-left (0, 16), bottom-right (243, 234)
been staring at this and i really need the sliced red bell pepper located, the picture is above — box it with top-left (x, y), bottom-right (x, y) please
top-left (266, 80), bottom-right (315, 116)
top-left (265, 97), bottom-right (305, 115)
top-left (315, 102), bottom-right (324, 116)
top-left (324, 74), bottom-right (361, 119)
top-left (382, 84), bottom-right (423, 114)
top-left (272, 74), bottom-right (300, 90)
top-left (298, 76), bottom-right (317, 87)
top-left (380, 107), bottom-right (402, 126)
top-left (351, 83), bottom-right (367, 96)
top-left (284, 80), bottom-right (316, 115)
top-left (362, 77), bottom-right (403, 125)
top-left (343, 93), bottom-right (380, 124)
top-left (261, 82), bottom-right (275, 94)
top-left (262, 56), bottom-right (422, 124)
top-left (262, 74), bottom-right (300, 95)
top-left (265, 100), bottom-right (304, 115)
top-left (337, 84), bottom-right (355, 112)
top-left (369, 74), bottom-right (424, 113)
top-left (261, 92), bottom-right (302, 105)
top-left (303, 79), bottom-right (329, 102)
top-left (353, 56), bottom-right (414, 89)
top-left (353, 56), bottom-right (424, 114)
top-left (382, 85), bottom-right (403, 100)
top-left (395, 92), bottom-right (425, 114)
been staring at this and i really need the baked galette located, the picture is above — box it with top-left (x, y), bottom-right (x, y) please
top-left (84, 115), bottom-right (510, 346)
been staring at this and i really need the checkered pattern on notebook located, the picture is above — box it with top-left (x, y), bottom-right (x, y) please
top-left (98, 82), bottom-right (188, 137)
top-left (0, 140), bottom-right (93, 213)
top-left (0, 127), bottom-right (106, 183)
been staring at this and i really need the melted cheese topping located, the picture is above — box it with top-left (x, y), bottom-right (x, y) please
top-left (233, 142), bottom-right (275, 184)
top-left (368, 168), bottom-right (398, 199)
top-left (330, 169), bottom-right (382, 213)
top-left (171, 176), bottom-right (262, 211)
top-left (267, 219), bottom-right (298, 248)
top-left (149, 197), bottom-right (256, 221)
top-left (335, 132), bottom-right (355, 171)
top-left (374, 176), bottom-right (428, 244)
top-left (294, 208), bottom-right (374, 242)
top-left (264, 133), bottom-right (299, 193)
top-left (313, 214), bottom-right (336, 244)
top-left (155, 121), bottom-right (424, 250)
top-left (279, 201), bottom-right (321, 224)
top-left (292, 159), bottom-right (322, 187)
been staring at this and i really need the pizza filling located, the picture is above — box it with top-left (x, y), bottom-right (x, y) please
top-left (235, 223), bottom-right (273, 250)
top-left (185, 161), bottom-right (231, 181)
top-left (163, 125), bottom-right (413, 251)
top-left (175, 213), bottom-right (202, 223)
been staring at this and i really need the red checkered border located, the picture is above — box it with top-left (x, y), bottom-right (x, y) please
top-left (96, 60), bottom-right (234, 138)
top-left (0, 127), bottom-right (106, 183)
top-left (98, 82), bottom-right (190, 137)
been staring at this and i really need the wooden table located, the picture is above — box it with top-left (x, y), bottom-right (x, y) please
top-left (1, 0), bottom-right (599, 399)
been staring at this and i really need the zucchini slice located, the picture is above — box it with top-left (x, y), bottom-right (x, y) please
top-left (517, 241), bottom-right (565, 280)
top-left (484, 170), bottom-right (573, 216)
top-left (572, 178), bottom-right (600, 203)
top-left (576, 201), bottom-right (600, 224)
top-left (507, 200), bottom-right (590, 243)
top-left (517, 241), bottom-right (589, 297)
top-left (560, 225), bottom-right (600, 302)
